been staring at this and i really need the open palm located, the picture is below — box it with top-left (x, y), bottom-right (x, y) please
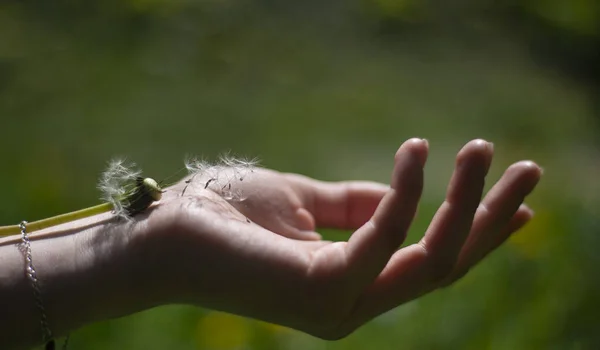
top-left (153, 138), bottom-right (541, 340)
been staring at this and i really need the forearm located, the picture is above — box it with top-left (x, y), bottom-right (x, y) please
top-left (0, 212), bottom-right (165, 349)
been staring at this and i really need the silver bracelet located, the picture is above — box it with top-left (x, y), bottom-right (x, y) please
top-left (20, 221), bottom-right (69, 350)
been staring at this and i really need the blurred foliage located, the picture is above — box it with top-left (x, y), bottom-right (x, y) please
top-left (1, 0), bottom-right (599, 349)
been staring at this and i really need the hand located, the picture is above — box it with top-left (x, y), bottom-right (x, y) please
top-left (143, 138), bottom-right (542, 339)
top-left (198, 166), bottom-right (390, 241)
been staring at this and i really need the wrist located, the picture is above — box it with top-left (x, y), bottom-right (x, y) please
top-left (46, 218), bottom-right (151, 331)
top-left (0, 211), bottom-right (168, 349)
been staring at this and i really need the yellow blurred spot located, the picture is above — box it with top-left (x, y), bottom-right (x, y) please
top-left (508, 209), bottom-right (552, 259)
top-left (195, 312), bottom-right (250, 350)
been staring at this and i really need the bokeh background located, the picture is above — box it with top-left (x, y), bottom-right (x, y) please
top-left (1, 0), bottom-right (599, 349)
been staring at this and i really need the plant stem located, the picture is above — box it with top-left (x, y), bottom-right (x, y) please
top-left (0, 202), bottom-right (114, 237)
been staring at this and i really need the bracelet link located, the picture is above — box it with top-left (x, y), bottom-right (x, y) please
top-left (19, 220), bottom-right (58, 349)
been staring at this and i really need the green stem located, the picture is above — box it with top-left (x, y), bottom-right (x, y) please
top-left (0, 202), bottom-right (114, 237)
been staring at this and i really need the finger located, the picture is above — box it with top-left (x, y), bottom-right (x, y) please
top-left (344, 138), bottom-right (428, 286)
top-left (418, 139), bottom-right (494, 280)
top-left (337, 140), bottom-right (494, 333)
top-left (492, 204), bottom-right (534, 247)
top-left (337, 244), bottom-right (434, 334)
top-left (287, 176), bottom-right (390, 230)
top-left (337, 206), bottom-right (528, 335)
top-left (446, 204), bottom-right (533, 281)
top-left (448, 161), bottom-right (542, 280)
top-left (342, 200), bottom-right (519, 334)
top-left (355, 206), bottom-right (532, 322)
top-left (489, 204), bottom-right (533, 250)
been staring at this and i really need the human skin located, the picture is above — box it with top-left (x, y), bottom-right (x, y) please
top-left (0, 138), bottom-right (542, 349)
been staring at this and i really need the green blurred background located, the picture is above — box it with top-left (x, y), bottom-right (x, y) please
top-left (1, 0), bottom-right (599, 349)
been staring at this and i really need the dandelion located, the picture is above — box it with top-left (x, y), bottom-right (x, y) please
top-left (0, 153), bottom-right (259, 237)
top-left (0, 159), bottom-right (163, 237)
top-left (97, 159), bottom-right (164, 219)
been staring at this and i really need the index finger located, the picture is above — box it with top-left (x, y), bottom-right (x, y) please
top-left (336, 139), bottom-right (494, 333)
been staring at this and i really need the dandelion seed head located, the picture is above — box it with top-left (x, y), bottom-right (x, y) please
top-left (98, 158), bottom-right (142, 220)
top-left (184, 156), bottom-right (210, 175)
top-left (183, 153), bottom-right (260, 202)
top-left (218, 153), bottom-right (260, 169)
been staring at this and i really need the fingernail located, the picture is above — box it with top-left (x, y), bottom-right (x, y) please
top-left (526, 207), bottom-right (535, 216)
top-left (484, 142), bottom-right (494, 172)
top-left (396, 138), bottom-right (429, 168)
top-left (521, 203), bottom-right (534, 216)
top-left (470, 139), bottom-right (491, 152)
top-left (456, 139), bottom-right (493, 172)
top-left (417, 139), bottom-right (429, 167)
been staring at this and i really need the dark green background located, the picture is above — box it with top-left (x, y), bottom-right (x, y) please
top-left (1, 1), bottom-right (599, 349)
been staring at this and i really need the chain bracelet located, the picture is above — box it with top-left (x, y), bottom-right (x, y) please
top-left (20, 221), bottom-right (70, 350)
